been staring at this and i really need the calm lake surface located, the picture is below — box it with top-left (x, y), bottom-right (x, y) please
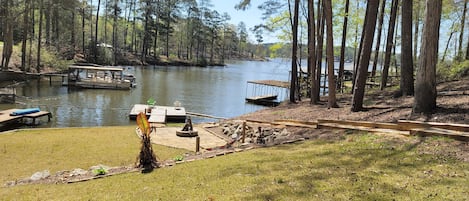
top-left (1, 59), bottom-right (292, 128)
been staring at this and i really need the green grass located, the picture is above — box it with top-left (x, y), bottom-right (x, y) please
top-left (0, 126), bottom-right (190, 184)
top-left (1, 128), bottom-right (468, 200)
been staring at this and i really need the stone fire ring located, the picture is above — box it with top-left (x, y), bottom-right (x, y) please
top-left (176, 130), bottom-right (199, 137)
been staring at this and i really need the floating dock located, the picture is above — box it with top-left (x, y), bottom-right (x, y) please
top-left (245, 95), bottom-right (280, 106)
top-left (129, 104), bottom-right (186, 123)
top-left (0, 108), bottom-right (52, 126)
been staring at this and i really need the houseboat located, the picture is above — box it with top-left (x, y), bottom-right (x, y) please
top-left (67, 65), bottom-right (136, 90)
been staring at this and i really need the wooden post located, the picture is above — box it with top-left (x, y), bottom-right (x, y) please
top-left (196, 136), bottom-right (200, 153)
top-left (242, 121), bottom-right (246, 143)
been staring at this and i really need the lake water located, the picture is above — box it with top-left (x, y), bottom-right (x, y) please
top-left (1, 59), bottom-right (292, 128)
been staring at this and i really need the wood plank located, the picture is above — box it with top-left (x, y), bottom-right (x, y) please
top-left (318, 119), bottom-right (402, 130)
top-left (274, 119), bottom-right (318, 126)
top-left (187, 112), bottom-right (226, 120)
top-left (410, 127), bottom-right (469, 141)
top-left (22, 111), bottom-right (51, 118)
top-left (398, 120), bottom-right (469, 132)
top-left (0, 109), bottom-right (23, 123)
top-left (318, 122), bottom-right (410, 136)
top-left (247, 80), bottom-right (290, 88)
top-left (246, 119), bottom-right (316, 128)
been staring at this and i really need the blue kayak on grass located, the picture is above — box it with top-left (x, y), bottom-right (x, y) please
top-left (10, 108), bottom-right (41, 116)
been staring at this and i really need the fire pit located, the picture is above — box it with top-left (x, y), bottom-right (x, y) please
top-left (176, 117), bottom-right (198, 137)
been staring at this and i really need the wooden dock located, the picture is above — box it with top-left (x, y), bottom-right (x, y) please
top-left (129, 104), bottom-right (186, 123)
top-left (0, 108), bottom-right (52, 126)
top-left (247, 80), bottom-right (290, 88)
top-left (245, 95), bottom-right (280, 106)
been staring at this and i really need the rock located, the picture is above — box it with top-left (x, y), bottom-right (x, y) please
top-left (30, 170), bottom-right (50, 181)
top-left (90, 165), bottom-right (110, 172)
top-left (231, 133), bottom-right (238, 139)
top-left (241, 142), bottom-right (251, 147)
top-left (70, 168), bottom-right (88, 176)
top-left (280, 128), bottom-right (290, 136)
top-left (223, 127), bottom-right (231, 135)
top-left (263, 129), bottom-right (274, 136)
top-left (244, 137), bottom-right (253, 143)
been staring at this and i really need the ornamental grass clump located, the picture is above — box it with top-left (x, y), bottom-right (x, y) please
top-left (135, 112), bottom-right (158, 173)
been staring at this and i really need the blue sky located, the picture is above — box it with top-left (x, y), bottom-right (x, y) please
top-left (211, 0), bottom-right (278, 43)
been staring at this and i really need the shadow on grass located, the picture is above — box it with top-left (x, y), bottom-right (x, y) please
top-left (238, 133), bottom-right (466, 200)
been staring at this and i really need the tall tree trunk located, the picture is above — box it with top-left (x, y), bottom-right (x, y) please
top-left (290, 0), bottom-right (300, 103)
top-left (45, 0), bottom-right (51, 46)
top-left (1, 0), bottom-right (13, 71)
top-left (37, 0), bottom-right (44, 73)
top-left (380, 0), bottom-right (398, 90)
top-left (458, 0), bottom-right (467, 60)
top-left (441, 22), bottom-right (456, 62)
top-left (131, 0), bottom-right (137, 53)
top-left (124, 0), bottom-right (131, 49)
top-left (308, 0), bottom-right (318, 104)
top-left (400, 0), bottom-right (414, 96)
top-left (324, 0), bottom-right (338, 108)
top-left (351, 0), bottom-right (379, 112)
top-left (90, 0), bottom-right (93, 50)
top-left (71, 7), bottom-right (76, 50)
top-left (53, 4), bottom-right (59, 50)
top-left (351, 1), bottom-right (367, 94)
top-left (315, 0), bottom-right (324, 101)
top-left (82, 1), bottom-right (86, 52)
top-left (21, 0), bottom-right (30, 71)
top-left (413, 0), bottom-right (442, 114)
top-left (467, 28), bottom-right (469, 60)
top-left (94, 0), bottom-right (101, 62)
top-left (371, 0), bottom-right (385, 81)
top-left (28, 2), bottom-right (34, 70)
top-left (393, 8), bottom-right (400, 77)
top-left (141, 1), bottom-right (150, 63)
top-left (104, 0), bottom-right (108, 44)
top-left (112, 0), bottom-right (118, 65)
top-left (166, 11), bottom-right (171, 58)
top-left (413, 0), bottom-right (420, 61)
top-left (338, 0), bottom-right (349, 92)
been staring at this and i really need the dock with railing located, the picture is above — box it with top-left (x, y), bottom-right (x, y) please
top-left (245, 80), bottom-right (289, 106)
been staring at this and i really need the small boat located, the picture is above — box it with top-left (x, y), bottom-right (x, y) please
top-left (67, 65), bottom-right (136, 90)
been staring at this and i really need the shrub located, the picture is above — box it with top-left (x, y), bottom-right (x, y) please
top-left (437, 60), bottom-right (469, 82)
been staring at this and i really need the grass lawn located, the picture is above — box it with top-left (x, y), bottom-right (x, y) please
top-left (1, 128), bottom-right (468, 200)
top-left (0, 126), bottom-right (189, 183)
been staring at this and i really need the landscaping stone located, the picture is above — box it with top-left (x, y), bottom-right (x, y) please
top-left (30, 170), bottom-right (50, 181)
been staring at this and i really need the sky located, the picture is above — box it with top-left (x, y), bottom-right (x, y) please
top-left (211, 0), bottom-right (278, 43)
